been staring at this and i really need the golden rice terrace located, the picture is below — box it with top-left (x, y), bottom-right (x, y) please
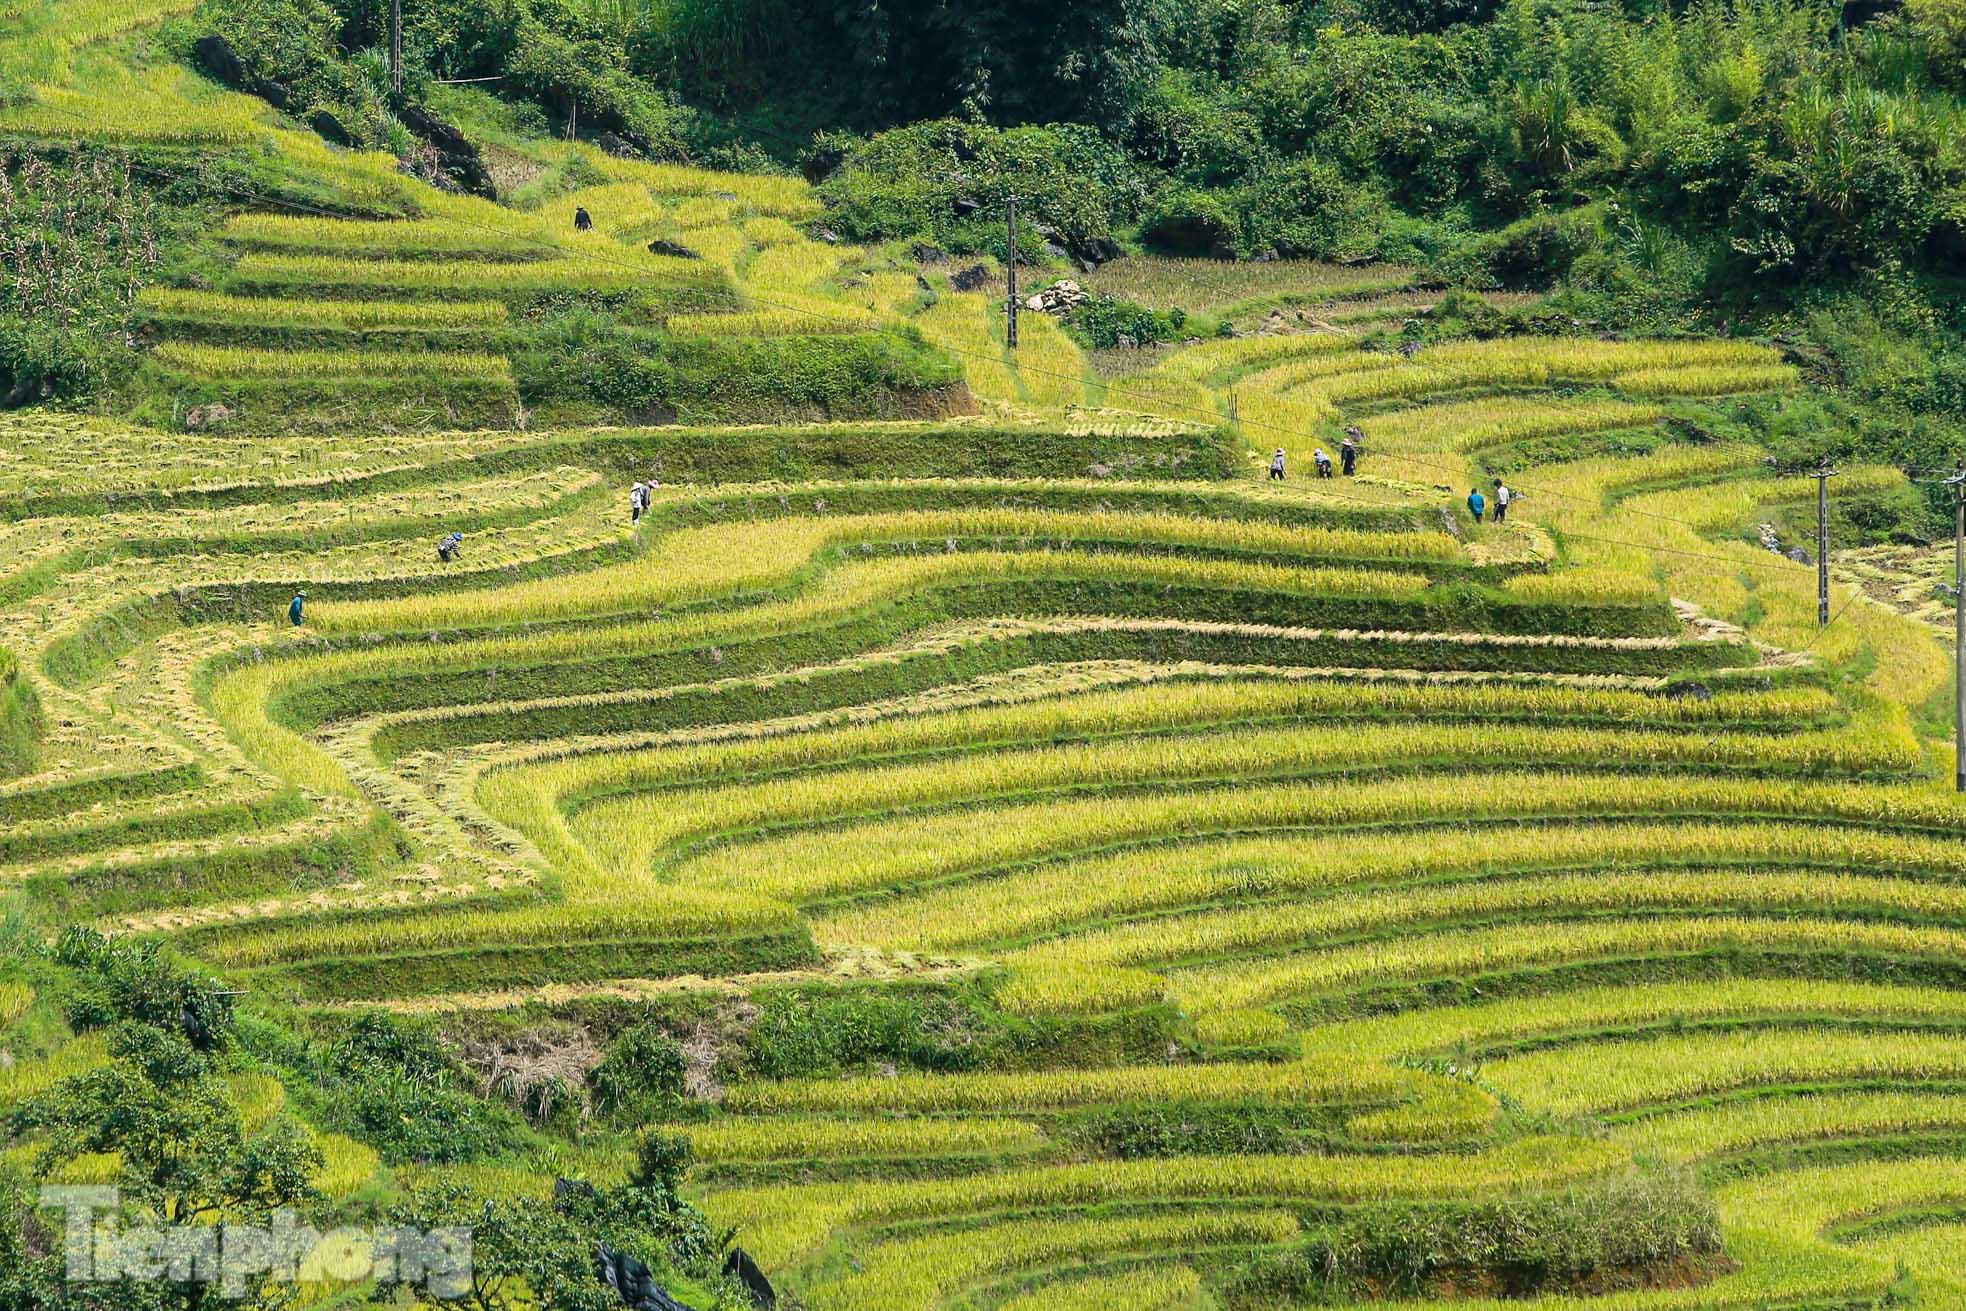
top-left (9, 1), bottom-right (1966, 1308)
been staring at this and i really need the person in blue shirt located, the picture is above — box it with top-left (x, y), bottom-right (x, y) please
top-left (1467, 487), bottom-right (1486, 523)
top-left (288, 591), bottom-right (305, 626)
top-left (438, 531), bottom-right (463, 562)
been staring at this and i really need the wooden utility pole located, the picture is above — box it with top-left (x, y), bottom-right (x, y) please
top-left (1813, 460), bottom-right (1839, 626)
top-left (1951, 464), bottom-right (1966, 792)
top-left (389, 0), bottom-right (403, 97)
top-left (1005, 192), bottom-right (1018, 350)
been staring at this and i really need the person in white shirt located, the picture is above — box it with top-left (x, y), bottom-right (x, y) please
top-left (1492, 478), bottom-right (1514, 523)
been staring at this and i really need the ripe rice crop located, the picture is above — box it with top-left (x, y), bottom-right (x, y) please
top-left (150, 344), bottom-right (513, 381)
top-left (1101, 371), bottom-right (1222, 421)
top-left (0, 984), bottom-right (32, 1029)
top-left (314, 1132), bottom-right (381, 1198)
top-left (137, 288), bottom-right (509, 332)
top-left (917, 293), bottom-right (1021, 404)
top-left (555, 183), bottom-right (663, 235)
top-left (741, 217), bottom-right (805, 247)
top-left (1014, 867), bottom-right (1966, 975)
top-left (1146, 333), bottom-right (1352, 385)
top-left (591, 155), bottom-right (823, 218)
top-left (726, 1053), bottom-right (1403, 1114)
top-left (1171, 914), bottom-right (1966, 1013)
top-left (0, 1033), bottom-right (109, 1106)
top-left (804, 1211), bottom-right (1293, 1311)
top-left (684, 1116), bottom-right (1048, 1162)
top-left (228, 1071), bottom-right (287, 1133)
top-left (1318, 978), bottom-right (1966, 1064)
top-left (997, 1267), bottom-right (1203, 1311)
top-left (1193, 1008), bottom-right (1292, 1047)
top-left (1087, 256), bottom-right (1414, 312)
top-left (1488, 1028), bottom-right (1966, 1117)
top-left (667, 296), bottom-right (877, 337)
top-left (1614, 364), bottom-right (1798, 396)
top-left (1363, 397), bottom-right (1668, 455)
top-left (311, 508), bottom-right (1446, 634)
top-left (220, 214), bottom-right (545, 261)
top-left (665, 729), bottom-right (1916, 903)
top-left (744, 242), bottom-right (850, 291)
top-left (821, 818), bottom-right (1956, 952)
top-left (711, 1135), bottom-right (1617, 1270)
top-left (501, 672), bottom-right (1817, 850)
top-left (1611, 1089), bottom-right (1966, 1164)
top-left (229, 252), bottom-right (727, 300)
top-left (188, 889), bottom-right (794, 970)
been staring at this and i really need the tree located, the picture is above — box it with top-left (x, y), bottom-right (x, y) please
top-left (10, 1025), bottom-right (321, 1227)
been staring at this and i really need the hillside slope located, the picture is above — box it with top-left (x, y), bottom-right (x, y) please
top-left (7, 4), bottom-right (1966, 1310)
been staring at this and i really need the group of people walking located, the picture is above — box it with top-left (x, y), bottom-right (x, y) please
top-left (1271, 428), bottom-right (1364, 482)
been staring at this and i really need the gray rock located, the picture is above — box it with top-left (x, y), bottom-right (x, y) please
top-left (307, 108), bottom-right (353, 147)
top-left (191, 34), bottom-right (247, 87)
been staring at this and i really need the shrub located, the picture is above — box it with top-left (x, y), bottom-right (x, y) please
top-left (816, 120), bottom-right (1150, 261)
top-left (1316, 1167), bottom-right (1722, 1295)
top-left (589, 1023), bottom-right (688, 1119)
top-left (1066, 293), bottom-right (1186, 348)
top-left (1437, 205), bottom-right (1610, 288)
top-left (503, 23), bottom-right (693, 157)
top-left (53, 928), bottom-right (234, 1050)
top-left (319, 1012), bottom-right (525, 1164)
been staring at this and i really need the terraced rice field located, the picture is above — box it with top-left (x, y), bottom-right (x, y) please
top-left (9, 2), bottom-right (1966, 1305)
top-left (4, 300), bottom-right (1962, 1303)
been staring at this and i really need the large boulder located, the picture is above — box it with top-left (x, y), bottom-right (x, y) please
top-left (593, 1241), bottom-right (696, 1311)
top-left (722, 1248), bottom-right (775, 1310)
top-left (949, 264), bottom-right (992, 292)
top-left (307, 108), bottom-right (353, 147)
top-left (191, 33), bottom-right (293, 109)
top-left (191, 34), bottom-right (247, 88)
top-left (397, 100), bottom-right (496, 198)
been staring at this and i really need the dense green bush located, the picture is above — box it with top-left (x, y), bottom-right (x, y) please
top-left (53, 928), bottom-right (237, 1050)
top-left (815, 119), bottom-right (1151, 258)
top-left (318, 1011), bottom-right (526, 1163)
top-left (1067, 292), bottom-right (1187, 347)
top-left (589, 1022), bottom-right (689, 1119)
top-left (501, 23), bottom-right (692, 156)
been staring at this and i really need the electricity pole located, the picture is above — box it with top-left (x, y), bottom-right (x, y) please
top-left (1950, 464), bottom-right (1966, 792)
top-left (1005, 192), bottom-right (1018, 350)
top-left (389, 0), bottom-right (403, 98)
top-left (1813, 460), bottom-right (1839, 626)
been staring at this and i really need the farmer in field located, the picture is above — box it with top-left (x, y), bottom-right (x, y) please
top-left (1313, 447), bottom-right (1333, 479)
top-left (1341, 427), bottom-right (1361, 476)
top-left (438, 531), bottom-right (463, 562)
top-left (1491, 479), bottom-right (1514, 523)
top-left (288, 591), bottom-right (305, 627)
top-left (574, 206), bottom-right (593, 231)
top-left (631, 481), bottom-right (647, 522)
top-left (1269, 449), bottom-right (1286, 481)
top-left (1467, 486), bottom-right (1486, 523)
